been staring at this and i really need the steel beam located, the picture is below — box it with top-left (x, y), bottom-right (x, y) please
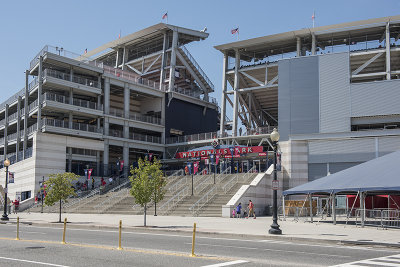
top-left (232, 49), bottom-right (240, 137)
top-left (220, 53), bottom-right (228, 134)
top-left (386, 22), bottom-right (391, 80)
top-left (352, 52), bottom-right (383, 75)
top-left (168, 30), bottom-right (179, 92)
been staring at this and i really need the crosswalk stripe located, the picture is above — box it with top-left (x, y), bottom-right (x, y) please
top-left (331, 254), bottom-right (400, 266)
top-left (201, 260), bottom-right (249, 267)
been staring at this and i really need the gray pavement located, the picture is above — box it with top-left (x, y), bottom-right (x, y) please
top-left (3, 212), bottom-right (400, 247)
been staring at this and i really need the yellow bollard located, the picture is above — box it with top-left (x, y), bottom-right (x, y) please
top-left (62, 218), bottom-right (67, 244)
top-left (191, 222), bottom-right (196, 257)
top-left (118, 220), bottom-right (122, 250)
top-left (16, 217), bottom-right (20, 240)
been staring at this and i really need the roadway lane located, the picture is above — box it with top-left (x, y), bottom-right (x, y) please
top-left (0, 223), bottom-right (398, 266)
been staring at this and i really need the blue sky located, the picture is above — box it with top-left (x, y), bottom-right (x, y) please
top-left (0, 0), bottom-right (398, 104)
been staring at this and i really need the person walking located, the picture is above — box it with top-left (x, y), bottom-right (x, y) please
top-left (13, 198), bottom-right (20, 214)
top-left (248, 200), bottom-right (256, 219)
top-left (236, 202), bottom-right (242, 218)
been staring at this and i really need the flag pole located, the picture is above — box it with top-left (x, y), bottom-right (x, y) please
top-left (237, 27), bottom-right (239, 41)
top-left (312, 10), bottom-right (315, 28)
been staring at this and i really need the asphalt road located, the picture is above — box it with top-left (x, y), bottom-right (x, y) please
top-left (0, 223), bottom-right (398, 267)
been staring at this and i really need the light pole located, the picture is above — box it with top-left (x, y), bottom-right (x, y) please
top-left (269, 128), bottom-right (282, 235)
top-left (1, 159), bottom-right (10, 221)
top-left (41, 176), bottom-right (45, 213)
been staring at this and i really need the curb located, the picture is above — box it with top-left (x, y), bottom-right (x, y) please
top-left (5, 220), bottom-right (400, 249)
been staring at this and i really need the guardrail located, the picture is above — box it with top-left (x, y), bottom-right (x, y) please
top-left (221, 166), bottom-right (255, 193)
top-left (168, 176), bottom-right (188, 195)
top-left (214, 167), bottom-right (232, 184)
top-left (94, 180), bottom-right (131, 212)
top-left (194, 174), bottom-right (213, 194)
top-left (63, 188), bottom-right (100, 211)
top-left (189, 185), bottom-right (218, 216)
top-left (355, 208), bottom-right (400, 229)
top-left (159, 186), bottom-right (189, 215)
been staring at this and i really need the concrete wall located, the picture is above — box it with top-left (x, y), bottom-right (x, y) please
top-left (222, 166), bottom-right (284, 217)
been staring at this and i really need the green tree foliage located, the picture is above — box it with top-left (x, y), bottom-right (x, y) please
top-left (44, 172), bottom-right (78, 222)
top-left (129, 157), bottom-right (165, 226)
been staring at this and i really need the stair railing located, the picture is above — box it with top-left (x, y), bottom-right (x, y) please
top-left (222, 166), bottom-right (256, 193)
top-left (179, 46), bottom-right (215, 91)
top-left (189, 185), bottom-right (218, 216)
top-left (63, 187), bottom-right (100, 211)
top-left (215, 167), bottom-right (231, 184)
top-left (93, 180), bottom-right (131, 211)
top-left (159, 186), bottom-right (189, 215)
top-left (168, 176), bottom-right (188, 194)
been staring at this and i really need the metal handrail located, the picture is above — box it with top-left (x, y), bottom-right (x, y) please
top-left (179, 46), bottom-right (215, 91)
top-left (94, 180), bottom-right (131, 210)
top-left (63, 188), bottom-right (100, 210)
top-left (170, 169), bottom-right (184, 177)
top-left (159, 186), bottom-right (189, 215)
top-left (168, 176), bottom-right (188, 194)
top-left (189, 185), bottom-right (217, 216)
top-left (215, 167), bottom-right (232, 184)
top-left (222, 166), bottom-right (255, 193)
top-left (194, 174), bottom-right (213, 193)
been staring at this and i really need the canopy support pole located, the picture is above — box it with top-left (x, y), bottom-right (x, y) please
top-left (282, 195), bottom-right (286, 221)
top-left (309, 193), bottom-right (313, 223)
top-left (332, 193), bottom-right (336, 225)
top-left (346, 191), bottom-right (359, 225)
top-left (360, 192), bottom-right (365, 228)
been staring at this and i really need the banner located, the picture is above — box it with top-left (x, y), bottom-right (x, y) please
top-left (8, 172), bottom-right (14, 183)
top-left (193, 161), bottom-right (199, 174)
top-left (176, 146), bottom-right (263, 159)
top-left (87, 169), bottom-right (93, 180)
top-left (216, 154), bottom-right (220, 165)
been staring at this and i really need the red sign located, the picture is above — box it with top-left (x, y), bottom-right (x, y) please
top-left (176, 146), bottom-right (263, 159)
top-left (258, 152), bottom-right (267, 156)
top-left (272, 180), bottom-right (279, 190)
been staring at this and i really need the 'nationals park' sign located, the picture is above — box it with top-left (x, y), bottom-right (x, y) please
top-left (175, 146), bottom-right (263, 159)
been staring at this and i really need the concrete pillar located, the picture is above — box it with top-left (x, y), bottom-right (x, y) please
top-left (121, 47), bottom-right (127, 71)
top-left (282, 196), bottom-right (286, 221)
top-left (37, 56), bottom-right (43, 130)
top-left (98, 75), bottom-right (102, 89)
top-left (232, 49), bottom-right (240, 137)
top-left (311, 33), bottom-right (317, 55)
top-left (97, 95), bottom-right (101, 130)
top-left (124, 83), bottom-right (130, 119)
top-left (161, 96), bottom-right (166, 144)
top-left (159, 32), bottom-right (167, 91)
top-left (123, 121), bottom-right (129, 139)
top-left (16, 96), bottom-right (21, 161)
top-left (103, 141), bottom-right (109, 176)
top-left (23, 70), bottom-right (29, 159)
top-left (96, 151), bottom-right (101, 176)
top-left (219, 52), bottom-right (228, 134)
top-left (70, 67), bottom-right (73, 82)
top-left (296, 37), bottom-right (302, 57)
top-left (332, 194), bottom-right (336, 225)
top-left (68, 147), bottom-right (72, 172)
top-left (386, 22), bottom-right (391, 80)
top-left (168, 30), bottom-right (179, 92)
top-left (4, 105), bottom-right (9, 158)
top-left (104, 117), bottom-right (109, 136)
top-left (123, 143), bottom-right (129, 177)
top-left (104, 78), bottom-right (110, 114)
top-left (69, 88), bottom-right (73, 105)
top-left (69, 113), bottom-right (73, 129)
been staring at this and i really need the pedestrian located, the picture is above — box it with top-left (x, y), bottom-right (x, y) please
top-left (236, 202), bottom-right (242, 218)
top-left (13, 198), bottom-right (20, 214)
top-left (232, 209), bottom-right (236, 218)
top-left (248, 200), bottom-right (256, 219)
top-left (91, 177), bottom-right (95, 190)
top-left (185, 166), bottom-right (189, 175)
top-left (109, 177), bottom-right (113, 185)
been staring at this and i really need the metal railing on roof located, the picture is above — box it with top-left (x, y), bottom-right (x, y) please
top-left (44, 92), bottom-right (102, 111)
top-left (44, 69), bottom-right (99, 88)
top-left (42, 118), bottom-right (102, 134)
top-left (108, 108), bottom-right (162, 125)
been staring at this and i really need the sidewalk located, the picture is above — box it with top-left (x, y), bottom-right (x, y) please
top-left (3, 212), bottom-right (400, 248)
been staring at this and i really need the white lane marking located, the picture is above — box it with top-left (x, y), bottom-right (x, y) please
top-left (0, 256), bottom-right (70, 267)
top-left (187, 243), bottom-right (351, 258)
top-left (201, 260), bottom-right (248, 267)
top-left (14, 231), bottom-right (47, 235)
top-left (2, 224), bottom-right (395, 252)
top-left (331, 253), bottom-right (400, 266)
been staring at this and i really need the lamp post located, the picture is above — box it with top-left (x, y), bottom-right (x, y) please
top-left (1, 159), bottom-right (10, 221)
top-left (269, 128), bottom-right (282, 235)
top-left (41, 176), bottom-right (45, 213)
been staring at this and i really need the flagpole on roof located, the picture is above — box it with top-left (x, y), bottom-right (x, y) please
top-left (237, 27), bottom-right (239, 41)
top-left (312, 10), bottom-right (315, 28)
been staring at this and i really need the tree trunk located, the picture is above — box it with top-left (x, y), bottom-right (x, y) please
top-left (144, 203), bottom-right (147, 227)
top-left (59, 199), bottom-right (62, 223)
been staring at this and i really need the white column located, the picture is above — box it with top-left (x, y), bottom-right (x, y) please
top-left (23, 70), bottom-right (29, 159)
top-left (386, 22), bottom-right (391, 80)
top-left (332, 194), bottom-right (336, 225)
top-left (103, 140), bottom-right (109, 176)
top-left (159, 32), bottom-right (167, 91)
top-left (168, 30), bottom-right (178, 92)
top-left (104, 78), bottom-right (110, 114)
top-left (37, 56), bottom-right (43, 130)
top-left (311, 33), bottom-right (317, 55)
top-left (123, 142), bottom-right (129, 177)
top-left (296, 37), bottom-right (302, 57)
top-left (69, 88), bottom-right (73, 105)
top-left (16, 96), bottom-right (21, 161)
top-left (69, 113), bottom-right (73, 129)
top-left (121, 46), bottom-right (127, 71)
top-left (220, 52), bottom-right (228, 134)
top-left (232, 49), bottom-right (240, 137)
top-left (68, 147), bottom-right (72, 172)
top-left (309, 194), bottom-right (313, 223)
top-left (124, 83), bottom-right (130, 119)
top-left (360, 192), bottom-right (365, 227)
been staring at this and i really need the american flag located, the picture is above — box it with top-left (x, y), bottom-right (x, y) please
top-left (312, 11), bottom-right (315, 20)
top-left (231, 27), bottom-right (239, 34)
top-left (162, 12), bottom-right (168, 19)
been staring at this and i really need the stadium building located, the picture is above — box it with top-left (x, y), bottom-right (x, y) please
top-left (0, 24), bottom-right (218, 201)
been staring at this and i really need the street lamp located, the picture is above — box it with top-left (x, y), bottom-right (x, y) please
top-left (1, 159), bottom-right (10, 221)
top-left (269, 128), bottom-right (282, 235)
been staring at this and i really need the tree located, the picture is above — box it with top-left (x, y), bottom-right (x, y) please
top-left (129, 157), bottom-right (165, 226)
top-left (44, 172), bottom-right (78, 223)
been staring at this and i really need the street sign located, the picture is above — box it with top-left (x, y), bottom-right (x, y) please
top-left (8, 172), bottom-right (14, 183)
top-left (272, 180), bottom-right (279, 190)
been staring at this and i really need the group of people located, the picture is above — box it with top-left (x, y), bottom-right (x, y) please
top-left (232, 200), bottom-right (256, 219)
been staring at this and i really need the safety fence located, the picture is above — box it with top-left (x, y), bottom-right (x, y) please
top-left (355, 209), bottom-right (400, 229)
